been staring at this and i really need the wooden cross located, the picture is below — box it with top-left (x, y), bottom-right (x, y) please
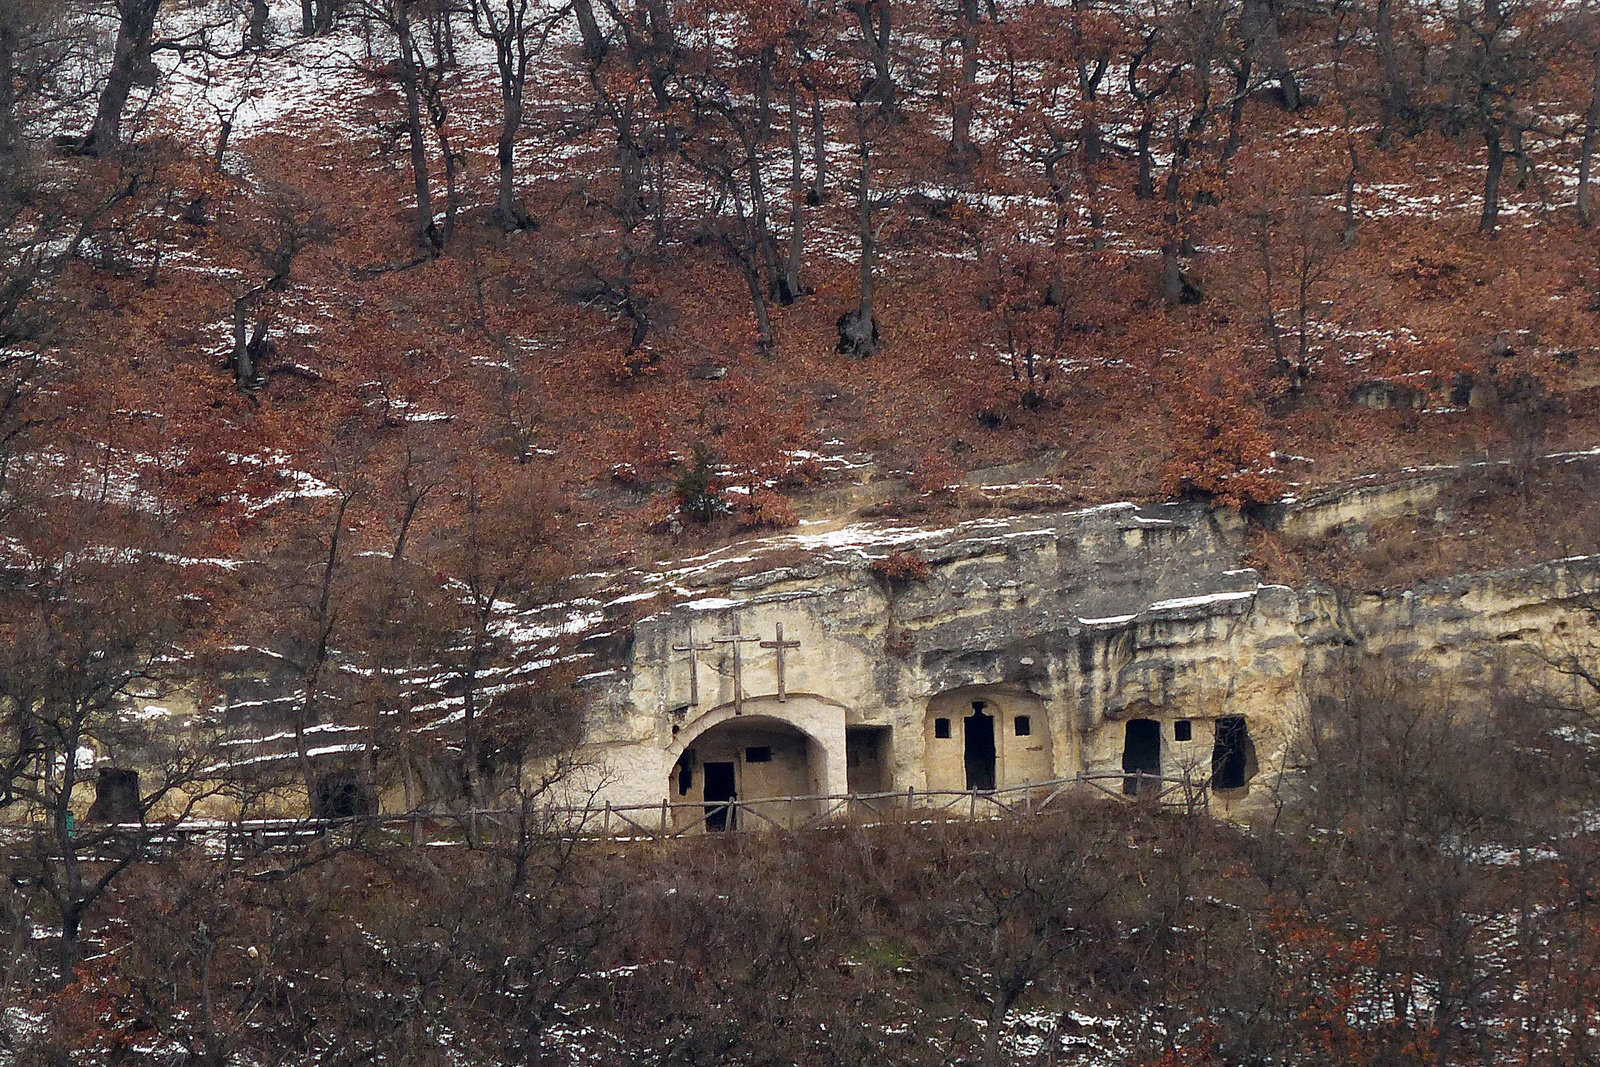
top-left (671, 621), bottom-right (713, 707)
top-left (760, 623), bottom-right (802, 702)
top-left (712, 627), bottom-right (760, 714)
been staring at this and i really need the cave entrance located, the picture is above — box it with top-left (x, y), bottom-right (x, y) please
top-left (1211, 716), bottom-right (1255, 790)
top-left (1122, 718), bottom-right (1161, 795)
top-left (846, 726), bottom-right (891, 794)
top-left (313, 772), bottom-right (375, 820)
top-left (964, 703), bottom-right (996, 792)
top-left (703, 761), bottom-right (737, 832)
top-left (86, 768), bottom-right (141, 823)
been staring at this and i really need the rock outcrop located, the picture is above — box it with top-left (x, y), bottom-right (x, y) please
top-left (574, 484), bottom-right (1600, 821)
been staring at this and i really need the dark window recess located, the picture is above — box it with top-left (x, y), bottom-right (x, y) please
top-left (745, 746), bottom-right (772, 763)
top-left (1014, 715), bottom-right (1032, 736)
top-left (1174, 720), bottom-right (1193, 742)
top-left (934, 717), bottom-right (951, 739)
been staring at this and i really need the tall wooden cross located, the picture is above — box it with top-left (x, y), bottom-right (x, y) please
top-left (760, 623), bottom-right (802, 702)
top-left (671, 621), bottom-right (713, 706)
top-left (712, 627), bottom-right (760, 714)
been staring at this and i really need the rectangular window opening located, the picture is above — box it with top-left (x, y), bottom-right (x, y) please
top-left (1014, 715), bottom-right (1031, 737)
top-left (745, 746), bottom-right (772, 763)
top-left (1174, 720), bottom-right (1192, 742)
top-left (934, 717), bottom-right (951, 739)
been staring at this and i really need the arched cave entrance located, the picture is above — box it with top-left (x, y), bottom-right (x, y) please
top-left (669, 716), bottom-right (821, 832)
top-left (1122, 718), bottom-right (1162, 795)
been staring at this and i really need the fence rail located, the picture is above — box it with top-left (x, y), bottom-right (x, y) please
top-left (4, 771), bottom-right (1210, 855)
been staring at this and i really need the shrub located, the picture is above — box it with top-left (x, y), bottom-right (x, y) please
top-left (870, 549), bottom-right (932, 584)
top-left (675, 442), bottom-right (728, 523)
top-left (1162, 374), bottom-right (1285, 510)
top-left (736, 489), bottom-right (800, 530)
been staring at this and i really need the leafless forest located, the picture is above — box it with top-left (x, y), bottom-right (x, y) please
top-left (5, 0), bottom-right (1600, 1060)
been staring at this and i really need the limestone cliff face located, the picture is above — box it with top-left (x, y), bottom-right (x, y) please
top-left (579, 488), bottom-right (1600, 817)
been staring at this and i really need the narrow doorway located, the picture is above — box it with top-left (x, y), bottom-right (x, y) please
top-left (964, 703), bottom-right (996, 791)
top-left (1122, 718), bottom-right (1161, 795)
top-left (1211, 716), bottom-right (1253, 789)
top-left (703, 761), bottom-right (737, 831)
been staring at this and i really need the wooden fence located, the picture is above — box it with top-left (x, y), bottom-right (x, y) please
top-left (30, 770), bottom-right (1210, 855)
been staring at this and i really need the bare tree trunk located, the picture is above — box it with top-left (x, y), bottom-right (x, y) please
top-left (1135, 114), bottom-right (1155, 200)
top-left (809, 89), bottom-right (827, 204)
top-left (436, 125), bottom-right (461, 247)
top-left (495, 85), bottom-right (526, 229)
top-left (949, 0), bottom-right (980, 166)
top-left (1375, 0), bottom-right (1409, 144)
top-left (782, 85), bottom-right (805, 303)
top-left (1222, 59), bottom-right (1250, 163)
top-left (1162, 129), bottom-right (1185, 304)
top-left (0, 19), bottom-right (19, 181)
top-left (396, 7), bottom-right (440, 253)
top-left (421, 14), bottom-right (463, 245)
top-left (248, 0), bottom-right (269, 49)
top-left (1580, 47), bottom-right (1600, 226)
top-left (1257, 206), bottom-right (1286, 372)
top-left (1480, 117), bottom-right (1504, 233)
top-left (84, 0), bottom-right (163, 155)
top-left (855, 144), bottom-right (875, 323)
top-left (573, 0), bottom-right (605, 60)
top-left (231, 289), bottom-right (266, 389)
top-left (837, 120), bottom-right (879, 358)
top-left (1241, 0), bottom-right (1299, 110)
top-left (851, 0), bottom-right (896, 115)
top-left (735, 212), bottom-right (775, 353)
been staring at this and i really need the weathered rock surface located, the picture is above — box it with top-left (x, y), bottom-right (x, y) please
top-left (574, 486), bottom-right (1600, 821)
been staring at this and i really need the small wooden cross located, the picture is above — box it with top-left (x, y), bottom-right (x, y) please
top-left (712, 627), bottom-right (760, 714)
top-left (760, 623), bottom-right (802, 702)
top-left (671, 621), bottom-right (713, 707)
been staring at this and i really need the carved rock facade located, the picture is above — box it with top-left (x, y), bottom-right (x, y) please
top-left (574, 496), bottom-right (1600, 825)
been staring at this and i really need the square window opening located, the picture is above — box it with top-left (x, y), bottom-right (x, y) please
top-left (1174, 720), bottom-right (1192, 742)
top-left (1014, 715), bottom-right (1032, 736)
top-left (745, 746), bottom-right (772, 763)
top-left (934, 717), bottom-right (951, 739)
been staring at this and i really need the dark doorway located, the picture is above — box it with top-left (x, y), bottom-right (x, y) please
top-left (847, 726), bottom-right (891, 794)
top-left (1122, 718), bottom-right (1161, 795)
top-left (964, 704), bottom-right (996, 791)
top-left (703, 761), bottom-right (737, 831)
top-left (312, 772), bottom-right (376, 820)
top-left (1211, 716), bottom-right (1255, 790)
top-left (86, 768), bottom-right (141, 823)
